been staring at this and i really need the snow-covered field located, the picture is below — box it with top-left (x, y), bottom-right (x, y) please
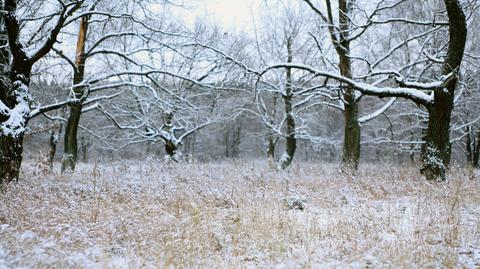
top-left (0, 161), bottom-right (479, 268)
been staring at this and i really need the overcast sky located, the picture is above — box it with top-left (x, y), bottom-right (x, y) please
top-left (170, 0), bottom-right (261, 32)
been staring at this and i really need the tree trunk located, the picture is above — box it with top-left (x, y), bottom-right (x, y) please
top-left (0, 2), bottom-right (8, 76)
top-left (165, 140), bottom-right (176, 156)
top-left (267, 136), bottom-right (277, 168)
top-left (61, 16), bottom-right (89, 172)
top-left (420, 94), bottom-right (453, 180)
top-left (278, 94), bottom-right (296, 169)
top-left (278, 38), bottom-right (296, 170)
top-left (409, 127), bottom-right (416, 164)
top-left (224, 123), bottom-right (231, 158)
top-left (466, 126), bottom-right (480, 168)
top-left (336, 0), bottom-right (360, 171)
top-left (81, 136), bottom-right (89, 162)
top-left (420, 0), bottom-right (466, 181)
top-left (0, 56), bottom-right (31, 182)
top-left (162, 112), bottom-right (180, 162)
top-left (224, 120), bottom-right (241, 159)
top-left (267, 94), bottom-right (278, 168)
top-left (0, 134), bottom-right (23, 184)
top-left (231, 124), bottom-right (241, 158)
top-left (62, 102), bottom-right (82, 172)
top-left (473, 131), bottom-right (480, 168)
top-left (47, 123), bottom-right (61, 170)
top-left (0, 3), bottom-right (20, 184)
top-left (165, 140), bottom-right (179, 162)
top-left (466, 126), bottom-right (473, 165)
top-left (341, 88), bottom-right (360, 171)
top-left (0, 9), bottom-right (32, 182)
top-left (1, 0), bottom-right (80, 182)
top-left (183, 133), bottom-right (195, 162)
top-left (409, 147), bottom-right (416, 164)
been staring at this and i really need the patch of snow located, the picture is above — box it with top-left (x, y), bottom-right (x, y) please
top-left (20, 231), bottom-right (36, 241)
top-left (0, 79), bottom-right (31, 138)
top-left (277, 153), bottom-right (291, 169)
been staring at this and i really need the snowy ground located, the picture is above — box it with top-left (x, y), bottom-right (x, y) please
top-left (0, 160), bottom-right (479, 268)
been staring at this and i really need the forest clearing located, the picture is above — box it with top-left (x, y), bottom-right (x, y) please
top-left (0, 0), bottom-right (480, 267)
top-left (1, 161), bottom-right (479, 268)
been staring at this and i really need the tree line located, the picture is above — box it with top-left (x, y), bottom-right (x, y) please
top-left (0, 0), bottom-right (478, 184)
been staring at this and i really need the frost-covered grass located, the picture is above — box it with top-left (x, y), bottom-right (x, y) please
top-left (0, 160), bottom-right (479, 268)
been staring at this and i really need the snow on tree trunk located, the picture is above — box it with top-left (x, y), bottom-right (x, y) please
top-left (278, 38), bottom-right (296, 170)
top-left (0, 75), bottom-right (31, 183)
top-left (1, 0), bottom-right (82, 182)
top-left (420, 0), bottom-right (467, 181)
top-left (420, 92), bottom-right (454, 181)
top-left (47, 123), bottom-right (61, 170)
top-left (278, 95), bottom-right (296, 170)
top-left (164, 140), bottom-right (182, 162)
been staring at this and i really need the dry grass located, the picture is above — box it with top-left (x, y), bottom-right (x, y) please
top-left (0, 160), bottom-right (479, 268)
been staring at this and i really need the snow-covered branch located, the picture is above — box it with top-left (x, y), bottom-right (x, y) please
top-left (259, 63), bottom-right (436, 105)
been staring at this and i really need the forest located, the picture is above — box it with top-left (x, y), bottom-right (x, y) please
top-left (0, 0), bottom-right (479, 267)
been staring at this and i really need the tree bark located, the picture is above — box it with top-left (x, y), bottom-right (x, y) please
top-left (1, 0), bottom-right (81, 182)
top-left (466, 126), bottom-right (480, 168)
top-left (474, 130), bottom-right (480, 168)
top-left (0, 52), bottom-right (31, 183)
top-left (47, 123), bottom-right (61, 170)
top-left (0, 134), bottom-right (23, 184)
top-left (224, 120), bottom-right (241, 158)
top-left (62, 16), bottom-right (89, 172)
top-left (0, 76), bottom-right (29, 183)
top-left (336, 0), bottom-right (360, 171)
top-left (420, 0), bottom-right (467, 181)
top-left (267, 136), bottom-right (277, 168)
top-left (278, 38), bottom-right (296, 169)
top-left (81, 136), bottom-right (89, 162)
top-left (0, 2), bottom-right (8, 76)
top-left (466, 126), bottom-right (473, 164)
top-left (279, 95), bottom-right (296, 169)
top-left (183, 133), bottom-right (195, 162)
top-left (421, 94), bottom-right (453, 180)
top-left (62, 102), bottom-right (83, 171)
top-left (0, 1), bottom-right (18, 184)
top-left (341, 85), bottom-right (360, 171)
top-left (267, 94), bottom-right (278, 168)
top-left (409, 121), bottom-right (416, 164)
top-left (165, 140), bottom-right (177, 159)
top-left (162, 112), bottom-right (180, 162)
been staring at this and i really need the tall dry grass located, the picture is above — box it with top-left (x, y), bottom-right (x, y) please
top-left (0, 160), bottom-right (479, 268)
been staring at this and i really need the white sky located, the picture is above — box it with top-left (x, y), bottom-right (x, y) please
top-left (171, 0), bottom-right (261, 32)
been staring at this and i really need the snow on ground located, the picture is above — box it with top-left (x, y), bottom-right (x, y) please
top-left (0, 160), bottom-right (479, 268)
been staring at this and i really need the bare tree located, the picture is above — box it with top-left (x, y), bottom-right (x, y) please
top-left (262, 0), bottom-right (468, 180)
top-left (304, 0), bottom-right (361, 171)
top-left (0, 0), bottom-right (84, 182)
top-left (61, 10), bottom-right (92, 172)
